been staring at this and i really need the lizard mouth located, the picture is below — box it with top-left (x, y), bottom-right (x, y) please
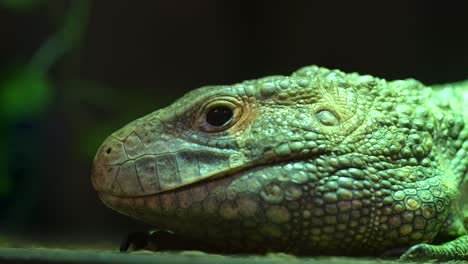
top-left (95, 157), bottom-right (321, 235)
top-left (91, 133), bottom-right (252, 198)
top-left (92, 133), bottom-right (326, 199)
top-left (94, 160), bottom-right (278, 223)
top-left (92, 129), bottom-right (333, 202)
top-left (92, 143), bottom-right (278, 199)
top-left (94, 159), bottom-right (250, 198)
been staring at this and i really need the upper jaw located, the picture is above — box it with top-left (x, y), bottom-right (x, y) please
top-left (91, 132), bottom-right (247, 197)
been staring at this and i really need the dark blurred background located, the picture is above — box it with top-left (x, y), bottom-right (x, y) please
top-left (0, 0), bottom-right (467, 247)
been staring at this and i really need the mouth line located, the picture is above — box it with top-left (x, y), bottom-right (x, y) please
top-left (95, 153), bottom-right (327, 199)
top-left (97, 161), bottom-right (256, 199)
top-left (102, 146), bottom-right (238, 166)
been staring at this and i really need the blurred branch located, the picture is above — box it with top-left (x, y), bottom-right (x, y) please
top-left (1, 0), bottom-right (91, 119)
top-left (0, 0), bottom-right (91, 218)
top-left (30, 0), bottom-right (91, 73)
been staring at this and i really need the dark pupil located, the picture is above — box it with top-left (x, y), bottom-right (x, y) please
top-left (206, 106), bottom-right (233, 127)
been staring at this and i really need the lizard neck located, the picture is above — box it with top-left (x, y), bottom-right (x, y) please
top-left (431, 80), bottom-right (468, 122)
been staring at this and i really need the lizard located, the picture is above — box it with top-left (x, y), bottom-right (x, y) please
top-left (91, 65), bottom-right (468, 260)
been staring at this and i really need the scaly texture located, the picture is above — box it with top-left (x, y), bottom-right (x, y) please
top-left (91, 66), bottom-right (468, 260)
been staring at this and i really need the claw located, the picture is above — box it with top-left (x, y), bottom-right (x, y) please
top-left (120, 230), bottom-right (212, 252)
top-left (400, 243), bottom-right (431, 260)
top-left (120, 231), bottom-right (151, 252)
top-left (379, 247), bottom-right (408, 258)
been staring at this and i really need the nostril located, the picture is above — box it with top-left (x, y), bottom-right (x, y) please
top-left (95, 137), bottom-right (126, 166)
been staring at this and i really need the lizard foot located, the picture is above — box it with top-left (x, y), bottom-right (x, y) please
top-left (120, 230), bottom-right (213, 252)
top-left (379, 247), bottom-right (407, 258)
top-left (120, 231), bottom-right (152, 252)
top-left (400, 235), bottom-right (468, 261)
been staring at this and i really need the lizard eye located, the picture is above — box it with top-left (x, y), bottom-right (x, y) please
top-left (206, 106), bottom-right (233, 127)
top-left (196, 100), bottom-right (240, 132)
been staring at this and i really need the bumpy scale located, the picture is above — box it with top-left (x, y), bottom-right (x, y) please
top-left (91, 65), bottom-right (468, 260)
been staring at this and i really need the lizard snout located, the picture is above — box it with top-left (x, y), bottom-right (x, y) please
top-left (91, 135), bottom-right (130, 195)
top-left (91, 129), bottom-right (182, 197)
top-left (91, 133), bottom-right (153, 197)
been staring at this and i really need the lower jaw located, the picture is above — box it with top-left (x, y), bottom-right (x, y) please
top-left (97, 192), bottom-right (384, 256)
top-left (95, 161), bottom-right (389, 255)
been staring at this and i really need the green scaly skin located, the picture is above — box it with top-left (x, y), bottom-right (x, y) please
top-left (91, 66), bottom-right (468, 260)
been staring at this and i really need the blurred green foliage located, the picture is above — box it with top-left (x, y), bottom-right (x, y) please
top-left (0, 0), bottom-right (45, 11)
top-left (0, 66), bottom-right (51, 197)
top-left (0, 148), bottom-right (10, 196)
top-left (0, 66), bottom-right (52, 120)
top-left (0, 0), bottom-right (165, 210)
top-left (0, 0), bottom-right (88, 203)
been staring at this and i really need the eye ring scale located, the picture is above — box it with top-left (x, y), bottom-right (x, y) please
top-left (196, 99), bottom-right (241, 132)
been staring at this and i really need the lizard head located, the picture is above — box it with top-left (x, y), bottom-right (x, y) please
top-left (91, 66), bottom-right (463, 254)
